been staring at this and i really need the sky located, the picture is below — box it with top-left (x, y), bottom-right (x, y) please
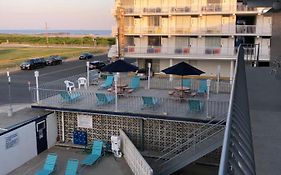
top-left (0, 0), bottom-right (115, 30)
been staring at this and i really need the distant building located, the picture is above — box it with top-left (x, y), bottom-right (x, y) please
top-left (113, 0), bottom-right (272, 77)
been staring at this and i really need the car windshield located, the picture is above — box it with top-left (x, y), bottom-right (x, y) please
top-left (22, 61), bottom-right (31, 64)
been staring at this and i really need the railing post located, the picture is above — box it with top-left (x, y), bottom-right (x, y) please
top-left (86, 61), bottom-right (90, 87)
top-left (148, 63), bottom-right (151, 89)
top-left (207, 79), bottom-right (211, 119)
top-left (216, 65), bottom-right (221, 94)
top-left (114, 73), bottom-right (119, 112)
top-left (7, 71), bottom-right (13, 117)
top-left (34, 71), bottom-right (40, 104)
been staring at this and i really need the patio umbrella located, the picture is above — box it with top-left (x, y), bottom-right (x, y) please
top-left (102, 59), bottom-right (138, 73)
top-left (161, 61), bottom-right (205, 97)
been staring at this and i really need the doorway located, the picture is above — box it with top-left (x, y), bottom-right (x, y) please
top-left (36, 119), bottom-right (48, 154)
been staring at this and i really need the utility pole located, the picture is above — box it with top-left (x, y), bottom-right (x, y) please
top-left (116, 6), bottom-right (125, 60)
top-left (45, 22), bottom-right (49, 47)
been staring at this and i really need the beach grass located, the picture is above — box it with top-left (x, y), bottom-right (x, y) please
top-left (0, 47), bottom-right (106, 69)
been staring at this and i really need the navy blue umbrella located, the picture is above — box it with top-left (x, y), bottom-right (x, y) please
top-left (102, 59), bottom-right (138, 72)
top-left (162, 61), bottom-right (205, 97)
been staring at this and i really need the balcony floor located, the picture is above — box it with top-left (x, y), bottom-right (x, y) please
top-left (33, 85), bottom-right (230, 122)
top-left (246, 67), bottom-right (281, 175)
top-left (9, 146), bottom-right (132, 175)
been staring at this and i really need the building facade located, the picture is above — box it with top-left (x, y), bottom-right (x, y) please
top-left (113, 0), bottom-right (272, 77)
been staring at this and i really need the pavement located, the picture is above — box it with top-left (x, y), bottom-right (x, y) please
top-left (246, 67), bottom-right (281, 175)
top-left (9, 146), bottom-right (133, 175)
top-left (0, 54), bottom-right (109, 106)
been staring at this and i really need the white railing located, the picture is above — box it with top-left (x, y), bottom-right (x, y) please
top-left (236, 3), bottom-right (257, 12)
top-left (236, 25), bottom-right (256, 34)
top-left (201, 3), bottom-right (222, 12)
top-left (124, 46), bottom-right (236, 57)
top-left (119, 129), bottom-right (153, 175)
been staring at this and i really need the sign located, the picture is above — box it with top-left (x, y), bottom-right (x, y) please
top-left (77, 115), bottom-right (93, 128)
top-left (6, 133), bottom-right (19, 149)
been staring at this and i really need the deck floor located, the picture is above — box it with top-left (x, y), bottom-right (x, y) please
top-left (9, 146), bottom-right (133, 175)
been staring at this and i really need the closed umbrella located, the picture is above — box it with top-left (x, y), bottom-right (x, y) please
top-left (162, 61), bottom-right (205, 97)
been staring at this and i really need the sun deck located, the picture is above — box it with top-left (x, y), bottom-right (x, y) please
top-left (31, 76), bottom-right (230, 121)
top-left (9, 146), bottom-right (133, 175)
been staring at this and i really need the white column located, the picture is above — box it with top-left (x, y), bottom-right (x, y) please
top-left (230, 60), bottom-right (234, 84)
top-left (86, 61), bottom-right (90, 87)
top-left (61, 112), bottom-right (65, 142)
top-left (114, 73), bottom-right (119, 112)
top-left (148, 63), bottom-right (151, 89)
top-left (216, 65), bottom-right (221, 94)
top-left (169, 59), bottom-right (173, 81)
top-left (34, 71), bottom-right (39, 104)
top-left (206, 79), bottom-right (211, 119)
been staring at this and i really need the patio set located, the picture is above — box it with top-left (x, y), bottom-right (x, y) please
top-left (57, 60), bottom-right (209, 113)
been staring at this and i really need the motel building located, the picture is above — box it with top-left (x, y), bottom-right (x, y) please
top-left (113, 0), bottom-right (272, 78)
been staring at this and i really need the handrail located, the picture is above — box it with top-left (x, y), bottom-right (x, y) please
top-left (158, 116), bottom-right (223, 154)
top-left (156, 117), bottom-right (226, 161)
top-left (218, 45), bottom-right (256, 175)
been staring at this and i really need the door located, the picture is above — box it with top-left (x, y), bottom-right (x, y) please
top-left (222, 17), bottom-right (229, 34)
top-left (162, 17), bottom-right (169, 34)
top-left (191, 17), bottom-right (198, 34)
top-left (221, 38), bottom-right (229, 55)
top-left (261, 38), bottom-right (270, 58)
top-left (191, 0), bottom-right (198, 12)
top-left (263, 17), bottom-right (272, 35)
top-left (36, 119), bottom-right (48, 154)
top-left (161, 37), bottom-right (168, 53)
top-left (190, 37), bottom-right (198, 54)
top-left (134, 18), bottom-right (141, 34)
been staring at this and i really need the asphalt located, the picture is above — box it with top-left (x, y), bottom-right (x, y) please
top-left (0, 54), bottom-right (109, 106)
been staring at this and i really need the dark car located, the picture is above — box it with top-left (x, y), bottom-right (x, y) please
top-left (46, 56), bottom-right (63, 66)
top-left (88, 61), bottom-right (106, 71)
top-left (137, 68), bottom-right (154, 80)
top-left (79, 53), bottom-right (94, 60)
top-left (20, 58), bottom-right (46, 70)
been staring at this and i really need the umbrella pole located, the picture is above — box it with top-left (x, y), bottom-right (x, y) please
top-left (181, 76), bottom-right (183, 98)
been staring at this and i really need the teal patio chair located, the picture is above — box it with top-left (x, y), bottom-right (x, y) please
top-left (65, 159), bottom-right (79, 175)
top-left (188, 99), bottom-right (204, 113)
top-left (142, 96), bottom-right (159, 109)
top-left (60, 91), bottom-right (81, 103)
top-left (35, 153), bottom-right (57, 175)
top-left (183, 79), bottom-right (191, 88)
top-left (95, 93), bottom-right (115, 105)
top-left (100, 75), bottom-right (114, 89)
top-left (126, 76), bottom-right (140, 92)
top-left (81, 140), bottom-right (103, 166)
top-left (197, 79), bottom-right (207, 95)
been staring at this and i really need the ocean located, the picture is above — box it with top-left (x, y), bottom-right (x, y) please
top-left (0, 29), bottom-right (112, 36)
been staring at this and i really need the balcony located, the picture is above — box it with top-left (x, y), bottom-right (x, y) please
top-left (201, 3), bottom-right (222, 13)
top-left (124, 46), bottom-right (236, 59)
top-left (31, 74), bottom-right (231, 121)
top-left (236, 25), bottom-right (271, 36)
top-left (236, 3), bottom-right (258, 13)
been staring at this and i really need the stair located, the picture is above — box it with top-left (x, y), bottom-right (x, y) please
top-left (154, 119), bottom-right (225, 175)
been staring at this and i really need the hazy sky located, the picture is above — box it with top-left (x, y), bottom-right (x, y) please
top-left (0, 0), bottom-right (115, 30)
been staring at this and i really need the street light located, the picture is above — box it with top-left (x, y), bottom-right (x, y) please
top-left (7, 71), bottom-right (13, 117)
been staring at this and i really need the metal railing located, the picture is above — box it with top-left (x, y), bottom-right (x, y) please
top-left (156, 115), bottom-right (226, 161)
top-left (30, 88), bottom-right (229, 119)
top-left (219, 46), bottom-right (256, 175)
top-left (120, 129), bottom-right (153, 175)
top-left (124, 46), bottom-right (236, 57)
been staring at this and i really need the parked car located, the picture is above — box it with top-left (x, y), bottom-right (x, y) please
top-left (79, 53), bottom-right (94, 60)
top-left (20, 58), bottom-right (46, 70)
top-left (136, 68), bottom-right (154, 80)
top-left (46, 55), bottom-right (63, 66)
top-left (88, 61), bottom-right (107, 71)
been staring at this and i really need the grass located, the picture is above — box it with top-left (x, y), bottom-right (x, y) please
top-left (0, 47), bottom-right (107, 69)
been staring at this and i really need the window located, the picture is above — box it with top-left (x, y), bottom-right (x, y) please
top-left (148, 16), bottom-right (160, 26)
top-left (126, 36), bottom-right (135, 46)
top-left (148, 36), bottom-right (161, 46)
top-left (175, 37), bottom-right (190, 48)
top-left (205, 37), bottom-right (221, 48)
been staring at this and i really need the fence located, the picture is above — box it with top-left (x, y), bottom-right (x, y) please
top-left (219, 46), bottom-right (256, 174)
top-left (119, 129), bottom-right (153, 175)
top-left (30, 88), bottom-right (229, 119)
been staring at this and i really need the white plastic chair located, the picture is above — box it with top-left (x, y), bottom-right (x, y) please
top-left (64, 80), bottom-right (75, 91)
top-left (78, 77), bottom-right (87, 89)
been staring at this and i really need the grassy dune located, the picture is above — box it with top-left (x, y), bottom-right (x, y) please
top-left (0, 47), bottom-right (107, 69)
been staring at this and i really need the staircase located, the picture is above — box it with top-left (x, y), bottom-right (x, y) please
top-left (154, 118), bottom-right (225, 175)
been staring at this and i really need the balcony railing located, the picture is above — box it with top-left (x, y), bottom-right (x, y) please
top-left (124, 46), bottom-right (236, 57)
top-left (121, 4), bottom-right (259, 15)
top-left (219, 46), bottom-right (256, 174)
top-left (123, 25), bottom-right (270, 36)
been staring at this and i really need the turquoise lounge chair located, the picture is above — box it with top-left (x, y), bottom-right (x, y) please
top-left (142, 96), bottom-right (159, 109)
top-left (95, 93), bottom-right (115, 105)
top-left (81, 140), bottom-right (103, 166)
top-left (60, 91), bottom-right (81, 103)
top-left (100, 75), bottom-right (114, 89)
top-left (35, 153), bottom-right (57, 175)
top-left (65, 159), bottom-right (79, 175)
top-left (127, 76), bottom-right (140, 92)
top-left (198, 79), bottom-right (207, 94)
top-left (188, 99), bottom-right (204, 113)
top-left (183, 79), bottom-right (191, 88)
